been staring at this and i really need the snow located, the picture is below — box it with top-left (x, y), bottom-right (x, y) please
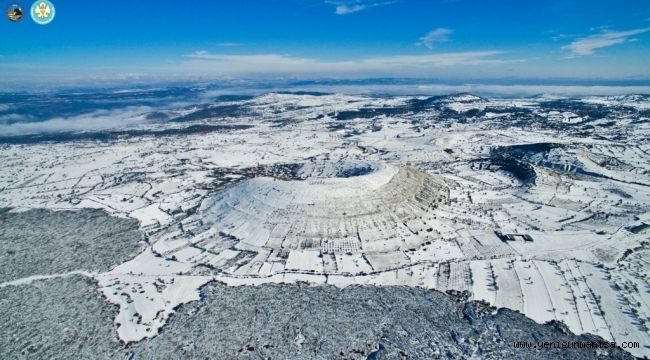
top-left (3, 92), bottom-right (650, 356)
top-left (470, 260), bottom-right (497, 304)
top-left (97, 274), bottom-right (211, 343)
top-left (514, 260), bottom-right (556, 324)
top-left (286, 250), bottom-right (324, 273)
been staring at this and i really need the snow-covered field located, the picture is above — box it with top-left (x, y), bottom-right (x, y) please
top-left (1, 91), bottom-right (649, 356)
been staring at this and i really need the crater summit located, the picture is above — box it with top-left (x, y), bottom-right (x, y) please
top-left (197, 160), bottom-right (452, 271)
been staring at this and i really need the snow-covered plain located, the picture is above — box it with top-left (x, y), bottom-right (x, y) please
top-left (1, 92), bottom-right (649, 356)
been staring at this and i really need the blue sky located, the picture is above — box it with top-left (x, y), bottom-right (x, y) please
top-left (1, 0), bottom-right (649, 86)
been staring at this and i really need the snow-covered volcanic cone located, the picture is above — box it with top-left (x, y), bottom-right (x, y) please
top-left (200, 160), bottom-right (449, 255)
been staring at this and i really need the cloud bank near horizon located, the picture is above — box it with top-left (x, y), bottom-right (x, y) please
top-left (180, 50), bottom-right (524, 77)
top-left (0, 107), bottom-right (154, 136)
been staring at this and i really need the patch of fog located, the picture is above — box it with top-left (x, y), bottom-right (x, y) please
top-left (0, 106), bottom-right (153, 136)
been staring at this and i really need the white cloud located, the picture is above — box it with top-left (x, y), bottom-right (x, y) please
top-left (186, 52), bottom-right (317, 69)
top-left (361, 51), bottom-right (519, 66)
top-left (335, 4), bottom-right (365, 14)
top-left (183, 50), bottom-right (522, 76)
top-left (0, 113), bottom-right (30, 124)
top-left (329, 1), bottom-right (396, 15)
top-left (417, 28), bottom-right (453, 49)
top-left (0, 107), bottom-right (153, 136)
top-left (562, 27), bottom-right (650, 57)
